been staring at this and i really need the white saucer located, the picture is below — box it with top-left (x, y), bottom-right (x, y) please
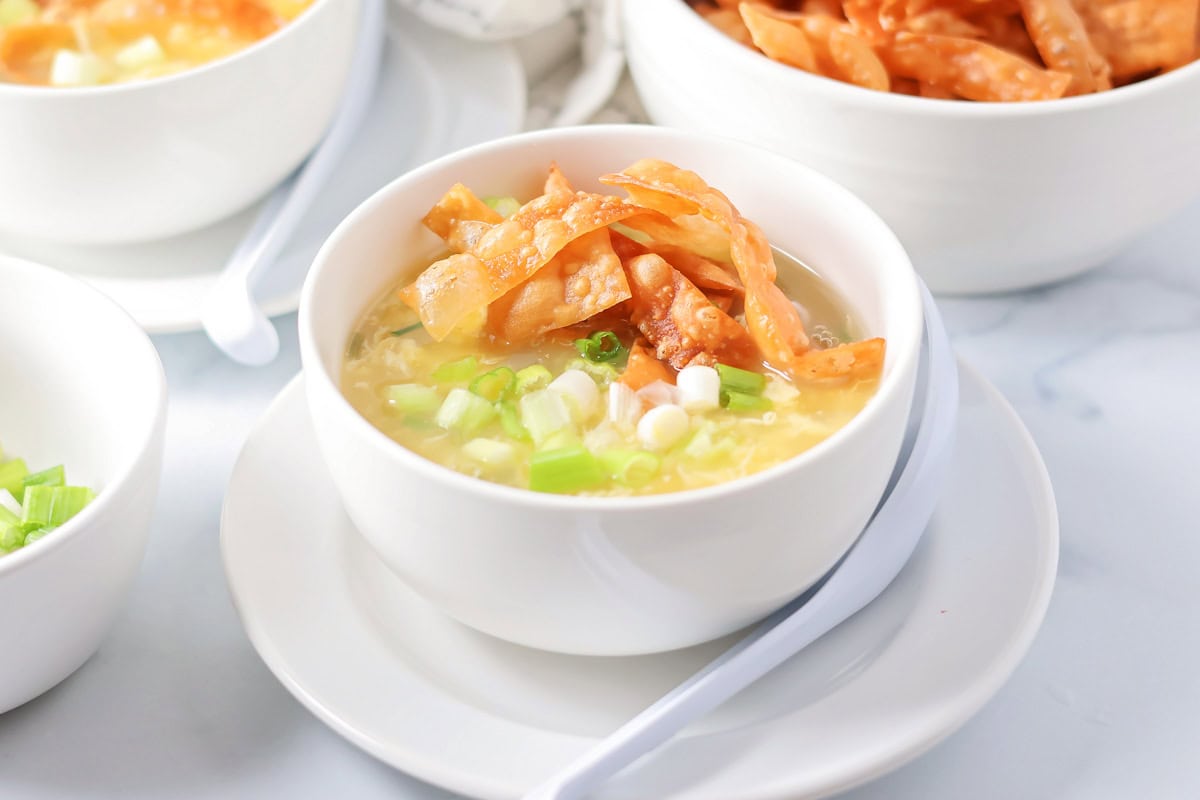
top-left (0, 8), bottom-right (525, 335)
top-left (221, 362), bottom-right (1058, 800)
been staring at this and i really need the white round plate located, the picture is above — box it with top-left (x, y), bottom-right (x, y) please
top-left (0, 8), bottom-right (525, 335)
top-left (221, 361), bottom-right (1058, 800)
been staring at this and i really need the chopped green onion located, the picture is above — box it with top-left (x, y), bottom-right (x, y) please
top-left (462, 438), bottom-right (517, 471)
top-left (574, 331), bottom-right (627, 363)
top-left (469, 366), bottom-right (517, 403)
top-left (529, 446), bottom-right (607, 494)
top-left (518, 389), bottom-right (575, 446)
top-left (514, 364), bottom-right (553, 395)
top-left (715, 363), bottom-right (766, 396)
top-left (598, 450), bottom-right (661, 488)
top-left (435, 388), bottom-right (497, 435)
top-left (537, 429), bottom-right (581, 452)
top-left (21, 485), bottom-right (93, 528)
top-left (22, 465), bottom-right (65, 499)
top-left (0, 458), bottom-right (28, 499)
top-left (0, 502), bottom-right (17, 528)
top-left (483, 196), bottom-right (522, 218)
top-left (384, 384), bottom-right (442, 415)
top-left (431, 356), bottom-right (478, 384)
top-left (22, 527), bottom-right (50, 547)
top-left (497, 401), bottom-right (531, 442)
top-left (564, 357), bottom-right (620, 386)
top-left (390, 322), bottom-right (424, 337)
top-left (723, 391), bottom-right (774, 413)
top-left (0, 522), bottom-right (21, 552)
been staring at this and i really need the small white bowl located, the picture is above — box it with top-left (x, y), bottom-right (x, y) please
top-left (299, 125), bottom-right (922, 656)
top-left (0, 256), bottom-right (167, 713)
top-left (0, 0), bottom-right (359, 245)
top-left (623, 0), bottom-right (1200, 294)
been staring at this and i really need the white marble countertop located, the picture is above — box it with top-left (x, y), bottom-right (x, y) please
top-left (2, 58), bottom-right (1200, 799)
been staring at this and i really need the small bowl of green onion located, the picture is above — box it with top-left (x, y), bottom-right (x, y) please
top-left (0, 255), bottom-right (167, 713)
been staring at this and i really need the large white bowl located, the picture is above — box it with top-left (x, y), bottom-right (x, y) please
top-left (0, 256), bottom-right (167, 713)
top-left (299, 125), bottom-right (922, 656)
top-left (0, 0), bottom-right (358, 245)
top-left (623, 0), bottom-right (1200, 294)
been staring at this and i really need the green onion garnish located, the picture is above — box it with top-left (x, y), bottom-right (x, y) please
top-left (497, 401), bottom-right (531, 442)
top-left (469, 366), bottom-right (517, 403)
top-left (431, 356), bottom-right (479, 384)
top-left (483, 196), bottom-right (522, 218)
top-left (390, 322), bottom-right (424, 337)
top-left (384, 384), bottom-right (442, 415)
top-left (564, 357), bottom-right (620, 386)
top-left (21, 485), bottom-right (93, 528)
top-left (435, 388), bottom-right (497, 435)
top-left (0, 458), bottom-right (28, 499)
top-left (514, 364), bottom-right (553, 395)
top-left (0, 522), bottom-right (21, 552)
top-left (723, 391), bottom-right (773, 413)
top-left (21, 465), bottom-right (65, 502)
top-left (715, 363), bottom-right (766, 396)
top-left (529, 446), bottom-right (607, 494)
top-left (574, 331), bottom-right (627, 363)
top-left (598, 450), bottom-right (661, 488)
top-left (518, 389), bottom-right (575, 446)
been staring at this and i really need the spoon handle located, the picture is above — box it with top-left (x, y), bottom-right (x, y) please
top-left (524, 284), bottom-right (958, 800)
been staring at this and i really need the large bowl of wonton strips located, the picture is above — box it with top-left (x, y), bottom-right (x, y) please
top-left (299, 126), bottom-right (923, 656)
top-left (0, 0), bottom-right (357, 243)
top-left (624, 0), bottom-right (1200, 294)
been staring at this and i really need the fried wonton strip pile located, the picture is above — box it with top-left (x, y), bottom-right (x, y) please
top-left (620, 340), bottom-right (676, 390)
top-left (486, 228), bottom-right (632, 343)
top-left (602, 159), bottom-right (885, 381)
top-left (623, 253), bottom-right (761, 370)
top-left (402, 189), bottom-right (642, 340)
top-left (688, 0), bottom-right (1200, 100)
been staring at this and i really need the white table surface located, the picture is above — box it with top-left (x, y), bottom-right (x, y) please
top-left (3, 66), bottom-right (1200, 800)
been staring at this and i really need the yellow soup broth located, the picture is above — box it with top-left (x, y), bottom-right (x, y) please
top-left (0, 0), bottom-right (313, 86)
top-left (342, 250), bottom-right (880, 497)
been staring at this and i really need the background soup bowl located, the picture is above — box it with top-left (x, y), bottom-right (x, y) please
top-left (623, 0), bottom-right (1200, 295)
top-left (0, 256), bottom-right (167, 713)
top-left (300, 125), bottom-right (922, 656)
top-left (0, 0), bottom-right (358, 245)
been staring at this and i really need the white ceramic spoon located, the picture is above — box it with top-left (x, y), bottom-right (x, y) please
top-left (524, 282), bottom-right (959, 800)
top-left (202, 0), bottom-right (386, 365)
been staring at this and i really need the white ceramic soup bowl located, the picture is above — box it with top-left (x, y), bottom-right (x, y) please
top-left (623, 0), bottom-right (1200, 294)
top-left (0, 0), bottom-right (358, 245)
top-left (0, 256), bottom-right (167, 713)
top-left (300, 125), bottom-right (922, 656)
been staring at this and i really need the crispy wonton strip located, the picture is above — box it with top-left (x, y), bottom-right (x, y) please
top-left (618, 212), bottom-right (732, 264)
top-left (486, 228), bottom-right (631, 343)
top-left (401, 191), bottom-right (642, 340)
top-left (602, 160), bottom-right (815, 373)
top-left (740, 2), bottom-right (819, 72)
top-left (611, 231), bottom-right (742, 294)
top-left (544, 162), bottom-right (574, 195)
top-left (1074, 0), bottom-right (1198, 79)
top-left (1018, 0), bottom-right (1111, 94)
top-left (620, 340), bottom-right (675, 391)
top-left (885, 32), bottom-right (1072, 101)
top-left (792, 337), bottom-right (887, 382)
top-left (624, 254), bottom-right (760, 370)
top-left (421, 183), bottom-right (503, 253)
top-left (696, 6), bottom-right (757, 48)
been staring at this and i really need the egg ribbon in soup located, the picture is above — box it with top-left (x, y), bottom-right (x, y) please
top-left (342, 161), bottom-right (885, 496)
